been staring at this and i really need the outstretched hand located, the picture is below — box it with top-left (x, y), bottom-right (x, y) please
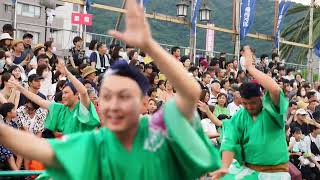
top-left (210, 168), bottom-right (228, 180)
top-left (108, 0), bottom-right (153, 51)
top-left (243, 45), bottom-right (254, 69)
top-left (56, 57), bottom-right (68, 76)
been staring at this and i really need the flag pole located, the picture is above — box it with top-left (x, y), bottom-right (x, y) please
top-left (13, 0), bottom-right (18, 39)
top-left (273, 0), bottom-right (279, 52)
top-left (307, 0), bottom-right (315, 83)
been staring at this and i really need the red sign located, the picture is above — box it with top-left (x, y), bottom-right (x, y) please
top-left (71, 13), bottom-right (93, 26)
top-left (71, 13), bottom-right (83, 25)
top-left (83, 14), bottom-right (93, 26)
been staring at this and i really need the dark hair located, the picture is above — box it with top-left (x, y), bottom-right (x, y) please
top-left (292, 127), bottom-right (302, 134)
top-left (54, 91), bottom-right (62, 102)
top-left (289, 101), bottom-right (297, 107)
top-left (89, 40), bottom-right (98, 50)
top-left (8, 65), bottom-right (21, 81)
top-left (0, 50), bottom-right (5, 59)
top-left (37, 54), bottom-right (49, 63)
top-left (147, 87), bottom-right (157, 97)
top-left (201, 72), bottom-right (210, 79)
top-left (25, 98), bottom-right (40, 110)
top-left (111, 46), bottom-right (123, 60)
top-left (73, 36), bottom-right (83, 45)
top-left (128, 50), bottom-right (138, 60)
top-left (220, 79), bottom-right (229, 88)
top-left (36, 64), bottom-right (49, 77)
top-left (296, 87), bottom-right (306, 97)
top-left (200, 89), bottom-right (209, 102)
top-left (0, 102), bottom-right (15, 118)
top-left (0, 72), bottom-right (12, 89)
top-left (149, 72), bottom-right (159, 85)
top-left (225, 61), bottom-right (233, 67)
top-left (217, 93), bottom-right (228, 107)
top-left (271, 53), bottom-right (279, 60)
top-left (239, 83), bottom-right (262, 99)
top-left (96, 42), bottom-right (105, 51)
top-left (260, 54), bottom-right (268, 60)
top-left (171, 46), bottom-right (180, 55)
top-left (188, 66), bottom-right (198, 73)
top-left (56, 80), bottom-right (67, 93)
top-left (157, 80), bottom-right (165, 88)
top-left (210, 59), bottom-right (219, 67)
top-left (44, 41), bottom-right (53, 51)
top-left (307, 91), bottom-right (316, 99)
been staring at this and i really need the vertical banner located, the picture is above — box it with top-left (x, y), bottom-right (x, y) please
top-left (240, 0), bottom-right (256, 40)
top-left (274, 0), bottom-right (291, 49)
top-left (191, 0), bottom-right (203, 35)
top-left (206, 24), bottom-right (215, 56)
top-left (315, 38), bottom-right (320, 58)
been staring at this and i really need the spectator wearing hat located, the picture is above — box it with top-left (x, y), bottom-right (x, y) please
top-left (2, 24), bottom-right (14, 37)
top-left (12, 40), bottom-right (29, 65)
top-left (22, 33), bottom-right (34, 59)
top-left (18, 74), bottom-right (46, 107)
top-left (290, 108), bottom-right (311, 136)
top-left (0, 33), bottom-right (13, 52)
top-left (29, 44), bottom-right (46, 70)
top-left (90, 42), bottom-right (110, 74)
top-left (82, 66), bottom-right (97, 85)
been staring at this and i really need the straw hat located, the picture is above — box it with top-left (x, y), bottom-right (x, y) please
top-left (82, 66), bottom-right (97, 78)
top-left (11, 40), bottom-right (24, 47)
top-left (33, 44), bottom-right (45, 52)
top-left (297, 101), bottom-right (309, 110)
top-left (0, 33), bottom-right (13, 41)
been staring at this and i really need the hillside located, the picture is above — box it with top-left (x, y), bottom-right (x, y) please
top-left (90, 0), bottom-right (301, 59)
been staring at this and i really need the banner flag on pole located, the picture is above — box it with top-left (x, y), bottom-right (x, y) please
top-left (143, 0), bottom-right (150, 6)
top-left (315, 38), bottom-right (320, 58)
top-left (85, 0), bottom-right (93, 12)
top-left (191, 0), bottom-right (203, 35)
top-left (240, 0), bottom-right (256, 40)
top-left (274, 0), bottom-right (291, 49)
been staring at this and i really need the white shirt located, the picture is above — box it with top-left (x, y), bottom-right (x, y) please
top-left (201, 118), bottom-right (218, 143)
top-left (227, 102), bottom-right (242, 116)
top-left (304, 134), bottom-right (320, 161)
top-left (208, 93), bottom-right (217, 107)
top-left (240, 56), bottom-right (246, 71)
top-left (290, 136), bottom-right (307, 153)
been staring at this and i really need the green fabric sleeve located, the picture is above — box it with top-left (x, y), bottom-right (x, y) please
top-left (163, 99), bottom-right (221, 178)
top-left (45, 103), bottom-right (65, 132)
top-left (263, 90), bottom-right (289, 128)
top-left (77, 101), bottom-right (100, 126)
top-left (219, 119), bottom-right (243, 164)
top-left (46, 132), bottom-right (99, 180)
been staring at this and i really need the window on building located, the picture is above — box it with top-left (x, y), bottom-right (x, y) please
top-left (73, 4), bottom-right (79, 12)
top-left (16, 30), bottom-right (40, 44)
top-left (17, 3), bottom-right (41, 17)
top-left (71, 25), bottom-right (78, 32)
top-left (4, 4), bottom-right (12, 12)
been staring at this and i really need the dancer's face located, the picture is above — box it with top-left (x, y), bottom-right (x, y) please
top-left (99, 75), bottom-right (143, 133)
top-left (241, 96), bottom-right (262, 116)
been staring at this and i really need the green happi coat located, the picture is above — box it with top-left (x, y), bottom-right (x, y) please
top-left (220, 91), bottom-right (290, 180)
top-left (44, 99), bottom-right (221, 180)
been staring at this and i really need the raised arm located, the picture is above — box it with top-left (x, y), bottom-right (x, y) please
top-left (8, 80), bottom-right (51, 110)
top-left (108, 0), bottom-right (201, 120)
top-left (243, 46), bottom-right (281, 106)
top-left (56, 57), bottom-right (90, 109)
top-left (0, 123), bottom-right (57, 167)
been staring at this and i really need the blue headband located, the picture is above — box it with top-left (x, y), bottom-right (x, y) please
top-left (104, 60), bottom-right (150, 95)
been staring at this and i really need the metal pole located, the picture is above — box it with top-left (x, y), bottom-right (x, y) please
top-left (189, 0), bottom-right (196, 64)
top-left (83, 6), bottom-right (87, 50)
top-left (307, 0), bottom-right (314, 83)
top-left (111, 0), bottom-right (127, 45)
top-left (234, 0), bottom-right (240, 60)
top-left (273, 0), bottom-right (279, 51)
top-left (13, 0), bottom-right (18, 39)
